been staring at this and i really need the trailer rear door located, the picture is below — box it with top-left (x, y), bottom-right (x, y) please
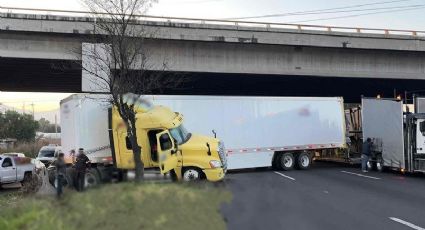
top-left (362, 98), bottom-right (405, 168)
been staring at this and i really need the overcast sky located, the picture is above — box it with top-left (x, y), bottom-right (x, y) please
top-left (1, 0), bottom-right (425, 114)
top-left (3, 0), bottom-right (425, 30)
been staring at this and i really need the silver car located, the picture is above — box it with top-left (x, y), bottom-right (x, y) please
top-left (36, 145), bottom-right (61, 167)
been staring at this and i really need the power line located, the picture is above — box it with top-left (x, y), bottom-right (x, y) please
top-left (224, 0), bottom-right (415, 20)
top-left (230, 4), bottom-right (425, 20)
top-left (285, 6), bottom-right (425, 23)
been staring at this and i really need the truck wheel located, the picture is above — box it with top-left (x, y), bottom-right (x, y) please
top-left (295, 152), bottom-right (311, 170)
top-left (279, 153), bottom-right (295, 171)
top-left (22, 172), bottom-right (32, 187)
top-left (376, 155), bottom-right (384, 172)
top-left (182, 168), bottom-right (203, 181)
top-left (85, 169), bottom-right (101, 189)
top-left (271, 153), bottom-right (281, 170)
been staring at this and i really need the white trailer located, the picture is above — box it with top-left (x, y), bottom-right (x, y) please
top-left (362, 98), bottom-right (425, 173)
top-left (147, 95), bottom-right (346, 170)
top-left (59, 94), bottom-right (118, 187)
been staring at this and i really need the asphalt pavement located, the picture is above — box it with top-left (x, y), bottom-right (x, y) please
top-left (221, 162), bottom-right (425, 230)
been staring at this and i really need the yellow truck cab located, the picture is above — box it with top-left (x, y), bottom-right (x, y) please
top-left (110, 106), bottom-right (227, 182)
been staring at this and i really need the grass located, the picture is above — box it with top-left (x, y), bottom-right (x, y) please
top-left (0, 139), bottom-right (60, 158)
top-left (0, 182), bottom-right (231, 230)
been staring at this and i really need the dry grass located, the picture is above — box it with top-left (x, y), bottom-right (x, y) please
top-left (0, 139), bottom-right (59, 158)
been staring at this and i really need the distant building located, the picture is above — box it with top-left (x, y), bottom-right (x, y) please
top-left (0, 138), bottom-right (18, 150)
top-left (36, 132), bottom-right (61, 140)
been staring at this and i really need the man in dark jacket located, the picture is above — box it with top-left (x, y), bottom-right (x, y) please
top-left (53, 152), bottom-right (67, 197)
top-left (74, 148), bottom-right (90, 191)
top-left (362, 138), bottom-right (373, 172)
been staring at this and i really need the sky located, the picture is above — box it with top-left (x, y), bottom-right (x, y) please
top-left (1, 0), bottom-right (425, 116)
top-left (2, 0), bottom-right (425, 29)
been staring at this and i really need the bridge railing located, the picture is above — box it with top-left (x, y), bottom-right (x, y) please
top-left (1, 6), bottom-right (425, 37)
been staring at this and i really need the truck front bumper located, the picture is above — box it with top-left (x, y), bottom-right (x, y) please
top-left (202, 168), bottom-right (225, 182)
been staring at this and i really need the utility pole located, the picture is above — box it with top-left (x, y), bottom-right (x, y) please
top-left (55, 114), bottom-right (58, 133)
top-left (30, 102), bottom-right (35, 120)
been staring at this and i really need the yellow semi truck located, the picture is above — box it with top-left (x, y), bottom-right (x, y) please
top-left (57, 94), bottom-right (226, 188)
top-left (110, 105), bottom-right (227, 181)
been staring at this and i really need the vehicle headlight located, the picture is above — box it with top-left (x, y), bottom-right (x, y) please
top-left (209, 160), bottom-right (222, 169)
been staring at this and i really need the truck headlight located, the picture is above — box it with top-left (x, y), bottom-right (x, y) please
top-left (209, 160), bottom-right (222, 168)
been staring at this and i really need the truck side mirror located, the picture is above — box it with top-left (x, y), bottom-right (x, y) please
top-left (212, 130), bottom-right (217, 138)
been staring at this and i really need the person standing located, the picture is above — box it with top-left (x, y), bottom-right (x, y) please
top-left (361, 138), bottom-right (373, 173)
top-left (74, 148), bottom-right (90, 191)
top-left (53, 152), bottom-right (67, 197)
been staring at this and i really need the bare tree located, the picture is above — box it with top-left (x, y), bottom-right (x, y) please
top-left (79, 0), bottom-right (178, 182)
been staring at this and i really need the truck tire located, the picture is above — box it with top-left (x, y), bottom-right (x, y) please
top-left (295, 152), bottom-right (311, 170)
top-left (279, 153), bottom-right (295, 171)
top-left (376, 155), bottom-right (385, 172)
top-left (182, 167), bottom-right (203, 181)
top-left (22, 172), bottom-right (32, 187)
top-left (85, 169), bottom-right (101, 189)
top-left (271, 153), bottom-right (281, 170)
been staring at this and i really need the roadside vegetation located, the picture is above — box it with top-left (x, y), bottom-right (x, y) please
top-left (0, 183), bottom-right (231, 230)
top-left (0, 140), bottom-right (56, 158)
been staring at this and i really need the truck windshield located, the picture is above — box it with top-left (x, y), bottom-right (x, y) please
top-left (38, 150), bottom-right (55, 158)
top-left (170, 125), bottom-right (191, 145)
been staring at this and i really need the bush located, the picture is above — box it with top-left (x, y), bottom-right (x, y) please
top-left (0, 183), bottom-right (231, 230)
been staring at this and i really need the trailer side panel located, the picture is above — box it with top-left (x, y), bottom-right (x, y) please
top-left (149, 96), bottom-right (345, 170)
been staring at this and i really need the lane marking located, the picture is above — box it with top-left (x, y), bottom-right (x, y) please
top-left (274, 171), bottom-right (296, 181)
top-left (389, 217), bottom-right (425, 230)
top-left (340, 171), bottom-right (381, 180)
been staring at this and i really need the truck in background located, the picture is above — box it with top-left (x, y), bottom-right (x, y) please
top-left (362, 97), bottom-right (425, 173)
top-left (0, 154), bottom-right (34, 186)
top-left (147, 95), bottom-right (347, 171)
top-left (58, 94), bottom-right (226, 187)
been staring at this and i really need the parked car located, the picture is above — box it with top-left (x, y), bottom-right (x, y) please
top-left (36, 145), bottom-right (61, 167)
top-left (0, 154), bottom-right (35, 186)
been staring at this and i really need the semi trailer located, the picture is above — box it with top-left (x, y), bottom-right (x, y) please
top-left (146, 95), bottom-right (347, 170)
top-left (57, 94), bottom-right (226, 187)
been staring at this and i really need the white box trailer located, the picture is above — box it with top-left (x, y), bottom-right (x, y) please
top-left (59, 94), bottom-right (118, 187)
top-left (147, 95), bottom-right (346, 170)
top-left (362, 98), bottom-right (425, 173)
top-left (61, 94), bottom-right (112, 163)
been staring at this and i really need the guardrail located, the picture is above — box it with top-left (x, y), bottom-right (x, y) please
top-left (1, 6), bottom-right (425, 37)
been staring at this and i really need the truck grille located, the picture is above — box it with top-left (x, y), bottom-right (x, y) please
top-left (218, 141), bottom-right (227, 170)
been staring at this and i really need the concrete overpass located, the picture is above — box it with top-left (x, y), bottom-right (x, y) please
top-left (1, 7), bottom-right (425, 102)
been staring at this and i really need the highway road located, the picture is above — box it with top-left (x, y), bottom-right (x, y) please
top-left (222, 162), bottom-right (425, 230)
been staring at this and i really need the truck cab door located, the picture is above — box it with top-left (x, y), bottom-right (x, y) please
top-left (0, 157), bottom-right (17, 183)
top-left (156, 131), bottom-right (179, 174)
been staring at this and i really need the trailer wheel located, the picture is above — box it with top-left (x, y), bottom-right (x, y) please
top-left (85, 169), bottom-right (101, 189)
top-left (271, 153), bottom-right (281, 170)
top-left (295, 152), bottom-right (311, 170)
top-left (279, 153), bottom-right (295, 171)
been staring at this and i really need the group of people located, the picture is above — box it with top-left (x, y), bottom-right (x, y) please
top-left (51, 148), bottom-right (91, 197)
